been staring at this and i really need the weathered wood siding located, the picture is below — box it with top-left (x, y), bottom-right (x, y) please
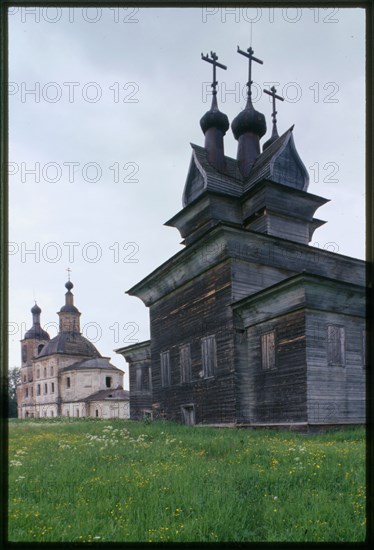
top-left (150, 259), bottom-right (237, 424)
top-left (306, 311), bottom-right (366, 423)
top-left (128, 363), bottom-right (152, 420)
top-left (243, 310), bottom-right (307, 423)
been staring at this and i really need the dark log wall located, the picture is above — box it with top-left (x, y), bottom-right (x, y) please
top-left (150, 259), bottom-right (237, 424)
top-left (128, 363), bottom-right (152, 420)
top-left (306, 311), bottom-right (366, 423)
top-left (244, 310), bottom-right (307, 423)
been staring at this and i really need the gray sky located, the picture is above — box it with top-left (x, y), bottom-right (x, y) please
top-left (9, 6), bottom-right (365, 388)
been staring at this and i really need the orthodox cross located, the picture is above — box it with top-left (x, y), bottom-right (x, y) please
top-left (237, 46), bottom-right (263, 99)
top-left (66, 267), bottom-right (72, 281)
top-left (263, 85), bottom-right (284, 126)
top-left (201, 51), bottom-right (227, 96)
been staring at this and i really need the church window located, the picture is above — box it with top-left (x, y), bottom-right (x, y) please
top-left (261, 331), bottom-right (276, 371)
top-left (22, 346), bottom-right (27, 363)
top-left (43, 368), bottom-right (47, 377)
top-left (43, 410), bottom-right (47, 417)
top-left (36, 384), bottom-right (41, 396)
top-left (76, 409), bottom-right (80, 418)
top-left (201, 336), bottom-right (217, 378)
top-left (23, 375), bottom-right (26, 383)
top-left (37, 369), bottom-right (40, 378)
top-left (106, 376), bottom-right (112, 388)
top-left (31, 387), bottom-right (33, 397)
top-left (180, 344), bottom-right (192, 383)
top-left (327, 325), bottom-right (345, 366)
top-left (51, 410), bottom-right (54, 417)
top-left (66, 410), bottom-right (69, 417)
top-left (37, 344), bottom-right (44, 354)
top-left (95, 409), bottom-right (99, 417)
top-left (51, 382), bottom-right (55, 393)
top-left (44, 383), bottom-right (48, 394)
top-left (25, 387), bottom-right (28, 398)
top-left (160, 351), bottom-right (171, 387)
top-left (50, 366), bottom-right (54, 376)
top-left (66, 377), bottom-right (71, 388)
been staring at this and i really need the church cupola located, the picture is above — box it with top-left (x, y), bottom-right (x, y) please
top-left (58, 276), bottom-right (81, 334)
top-left (200, 52), bottom-right (230, 171)
top-left (24, 303), bottom-right (50, 341)
top-left (262, 85), bottom-right (284, 150)
top-left (231, 46), bottom-right (266, 177)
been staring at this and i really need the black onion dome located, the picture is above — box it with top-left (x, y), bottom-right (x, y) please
top-left (231, 102), bottom-right (267, 140)
top-left (24, 326), bottom-right (50, 341)
top-left (65, 280), bottom-right (73, 291)
top-left (200, 95), bottom-right (229, 135)
top-left (31, 303), bottom-right (41, 314)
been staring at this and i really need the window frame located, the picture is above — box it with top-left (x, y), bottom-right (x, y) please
top-left (180, 343), bottom-right (192, 383)
top-left (261, 330), bottom-right (277, 371)
top-left (160, 351), bottom-right (171, 387)
top-left (327, 324), bottom-right (346, 367)
top-left (201, 335), bottom-right (217, 378)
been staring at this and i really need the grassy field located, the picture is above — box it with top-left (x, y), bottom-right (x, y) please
top-left (8, 418), bottom-right (365, 543)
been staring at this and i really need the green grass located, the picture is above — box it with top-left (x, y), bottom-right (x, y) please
top-left (8, 418), bottom-right (365, 542)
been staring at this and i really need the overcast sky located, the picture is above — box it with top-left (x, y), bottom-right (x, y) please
top-left (8, 6), bottom-right (365, 388)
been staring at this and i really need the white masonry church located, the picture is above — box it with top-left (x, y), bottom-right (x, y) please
top-left (17, 279), bottom-right (129, 419)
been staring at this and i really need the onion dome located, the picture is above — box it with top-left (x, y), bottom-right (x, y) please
top-left (31, 303), bottom-right (41, 315)
top-left (59, 279), bottom-right (80, 314)
top-left (200, 95), bottom-right (229, 135)
top-left (24, 303), bottom-right (50, 340)
top-left (231, 99), bottom-right (266, 140)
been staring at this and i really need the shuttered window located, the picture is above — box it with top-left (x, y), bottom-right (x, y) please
top-left (160, 351), bottom-right (171, 387)
top-left (201, 335), bottom-right (217, 378)
top-left (180, 344), bottom-right (192, 383)
top-left (261, 331), bottom-right (276, 370)
top-left (327, 325), bottom-right (345, 366)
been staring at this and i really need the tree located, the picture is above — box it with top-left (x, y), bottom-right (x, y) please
top-left (8, 367), bottom-right (20, 418)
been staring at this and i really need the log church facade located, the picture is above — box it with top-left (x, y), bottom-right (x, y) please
top-left (116, 48), bottom-right (366, 427)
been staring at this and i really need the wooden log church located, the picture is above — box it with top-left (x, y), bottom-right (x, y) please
top-left (116, 47), bottom-right (366, 427)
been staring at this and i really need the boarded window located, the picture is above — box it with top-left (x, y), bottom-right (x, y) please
top-left (201, 335), bottom-right (217, 378)
top-left (180, 344), bottom-right (192, 383)
top-left (160, 351), bottom-right (171, 387)
top-left (261, 331), bottom-right (276, 370)
top-left (327, 325), bottom-right (345, 366)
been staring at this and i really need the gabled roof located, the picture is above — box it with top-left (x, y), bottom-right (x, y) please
top-left (182, 127), bottom-right (309, 206)
top-left (244, 126), bottom-right (309, 192)
top-left (182, 144), bottom-right (243, 206)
